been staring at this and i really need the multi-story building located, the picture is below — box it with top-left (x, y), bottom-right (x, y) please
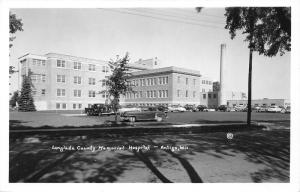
top-left (227, 98), bottom-right (290, 108)
top-left (17, 52), bottom-right (215, 110)
top-left (122, 66), bottom-right (202, 106)
top-left (18, 53), bottom-right (111, 110)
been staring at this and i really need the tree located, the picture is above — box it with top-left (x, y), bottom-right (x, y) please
top-left (224, 7), bottom-right (291, 127)
top-left (9, 91), bottom-right (20, 108)
top-left (104, 53), bottom-right (133, 122)
top-left (9, 12), bottom-right (23, 77)
top-left (213, 81), bottom-right (220, 92)
top-left (10, 12), bottom-right (23, 49)
top-left (18, 71), bottom-right (36, 112)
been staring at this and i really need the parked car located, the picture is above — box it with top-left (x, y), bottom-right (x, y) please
top-left (234, 105), bottom-right (246, 112)
top-left (184, 104), bottom-right (197, 112)
top-left (197, 105), bottom-right (208, 112)
top-left (118, 105), bottom-right (141, 114)
top-left (168, 105), bottom-right (187, 112)
top-left (85, 104), bottom-right (114, 116)
top-left (156, 105), bottom-right (169, 112)
top-left (257, 106), bottom-right (268, 112)
top-left (281, 106), bottom-right (291, 114)
top-left (120, 107), bottom-right (167, 122)
top-left (217, 105), bottom-right (228, 112)
top-left (267, 105), bottom-right (282, 113)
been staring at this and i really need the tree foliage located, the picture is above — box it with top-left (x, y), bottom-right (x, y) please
top-left (213, 81), bottom-right (220, 92)
top-left (9, 91), bottom-right (20, 108)
top-left (225, 7), bottom-right (291, 57)
top-left (104, 53), bottom-right (133, 121)
top-left (18, 71), bottom-right (36, 112)
top-left (9, 12), bottom-right (23, 49)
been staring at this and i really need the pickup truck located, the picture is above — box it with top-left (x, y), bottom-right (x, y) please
top-left (85, 104), bottom-right (114, 116)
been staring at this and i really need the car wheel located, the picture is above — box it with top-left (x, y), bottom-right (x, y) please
top-left (129, 116), bottom-right (136, 122)
top-left (156, 116), bottom-right (163, 122)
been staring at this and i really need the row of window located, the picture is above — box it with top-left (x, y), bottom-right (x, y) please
top-left (177, 77), bottom-right (197, 86)
top-left (125, 90), bottom-right (169, 99)
top-left (129, 76), bottom-right (169, 87)
top-left (201, 80), bottom-right (212, 85)
top-left (56, 89), bottom-right (98, 98)
top-left (201, 88), bottom-right (212, 92)
top-left (32, 59), bottom-right (46, 66)
top-left (56, 103), bottom-right (83, 109)
top-left (32, 89), bottom-right (46, 96)
top-left (203, 93), bottom-right (218, 99)
top-left (56, 59), bottom-right (109, 72)
top-left (177, 90), bottom-right (197, 98)
top-left (56, 75), bottom-right (97, 85)
top-left (31, 74), bottom-right (46, 82)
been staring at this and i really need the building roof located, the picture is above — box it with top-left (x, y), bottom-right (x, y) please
top-left (130, 66), bottom-right (201, 77)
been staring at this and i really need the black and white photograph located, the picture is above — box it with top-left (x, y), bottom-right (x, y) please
top-left (1, 0), bottom-right (300, 191)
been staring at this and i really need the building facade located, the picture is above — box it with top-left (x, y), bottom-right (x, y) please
top-left (17, 53), bottom-right (215, 110)
top-left (227, 98), bottom-right (290, 108)
top-left (19, 53), bottom-right (111, 110)
top-left (123, 67), bottom-right (203, 106)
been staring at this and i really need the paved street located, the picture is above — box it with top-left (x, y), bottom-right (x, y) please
top-left (9, 111), bottom-right (290, 183)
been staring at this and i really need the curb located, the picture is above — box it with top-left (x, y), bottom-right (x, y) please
top-left (10, 123), bottom-right (265, 137)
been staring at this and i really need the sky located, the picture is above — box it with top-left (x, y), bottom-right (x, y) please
top-left (9, 8), bottom-right (290, 100)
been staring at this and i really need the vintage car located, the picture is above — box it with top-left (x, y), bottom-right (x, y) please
top-left (257, 106), bottom-right (268, 112)
top-left (85, 104), bottom-right (114, 116)
top-left (120, 107), bottom-right (167, 122)
top-left (281, 106), bottom-right (291, 114)
top-left (267, 105), bottom-right (282, 113)
top-left (184, 104), bottom-right (197, 112)
top-left (168, 105), bottom-right (187, 112)
top-left (118, 105), bottom-right (141, 114)
top-left (197, 105), bottom-right (208, 112)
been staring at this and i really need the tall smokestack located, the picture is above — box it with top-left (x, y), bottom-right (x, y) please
top-left (219, 44), bottom-right (227, 106)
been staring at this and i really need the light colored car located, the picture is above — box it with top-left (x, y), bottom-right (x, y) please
top-left (118, 106), bottom-right (141, 114)
top-left (257, 106), bottom-right (268, 112)
top-left (267, 106), bottom-right (282, 113)
top-left (281, 106), bottom-right (291, 114)
top-left (168, 105), bottom-right (187, 112)
top-left (234, 105), bottom-right (246, 112)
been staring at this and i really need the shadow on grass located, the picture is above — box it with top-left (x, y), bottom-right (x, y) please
top-left (9, 127), bottom-right (290, 183)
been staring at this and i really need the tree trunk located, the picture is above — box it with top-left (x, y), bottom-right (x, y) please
top-left (247, 49), bottom-right (253, 127)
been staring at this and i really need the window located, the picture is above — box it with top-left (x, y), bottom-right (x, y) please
top-left (140, 91), bottom-right (143, 98)
top-left (208, 94), bottom-right (211, 99)
top-left (78, 104), bottom-right (82, 109)
top-left (186, 90), bottom-right (188, 97)
top-left (147, 79), bottom-right (150, 86)
top-left (74, 90), bottom-right (81, 97)
top-left (162, 77), bottom-right (165, 84)
top-left (159, 77), bottom-right (162, 85)
top-left (154, 78), bottom-right (157, 85)
top-left (73, 76), bottom-right (81, 84)
top-left (89, 78), bottom-right (96, 85)
top-left (74, 62), bottom-right (81, 70)
top-left (143, 79), bottom-right (146, 86)
top-left (193, 79), bottom-right (196, 86)
top-left (193, 91), bottom-right (196, 98)
top-left (42, 74), bottom-right (46, 82)
top-left (62, 103), bottom-right (67, 109)
top-left (31, 75), bottom-right (37, 82)
top-left (159, 90), bottom-right (162, 98)
top-left (102, 66), bottom-right (109, 73)
top-left (166, 77), bottom-right (168, 84)
top-left (73, 103), bottom-right (76, 109)
top-left (102, 79), bottom-right (106, 87)
top-left (177, 90), bottom-right (180, 97)
top-left (177, 76), bottom-right (181, 83)
top-left (202, 89), bottom-right (205, 92)
top-left (150, 91), bottom-right (153, 98)
top-left (88, 90), bottom-right (96, 97)
top-left (42, 60), bottom-right (46, 66)
top-left (41, 89), bottom-right (46, 95)
top-left (147, 91), bottom-right (150, 98)
top-left (153, 90), bottom-right (157, 98)
top-left (140, 79), bottom-right (143, 86)
top-left (186, 78), bottom-right (189, 85)
top-left (203, 94), bottom-right (206, 99)
top-left (57, 60), bottom-right (66, 68)
top-left (213, 94), bottom-right (217, 99)
top-left (56, 103), bottom-right (60, 109)
top-left (57, 75), bottom-right (66, 83)
top-left (166, 90), bottom-right (168, 98)
top-left (88, 64), bottom-right (96, 71)
top-left (57, 89), bottom-right (66, 97)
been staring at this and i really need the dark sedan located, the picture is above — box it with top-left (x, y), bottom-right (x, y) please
top-left (120, 107), bottom-right (167, 122)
